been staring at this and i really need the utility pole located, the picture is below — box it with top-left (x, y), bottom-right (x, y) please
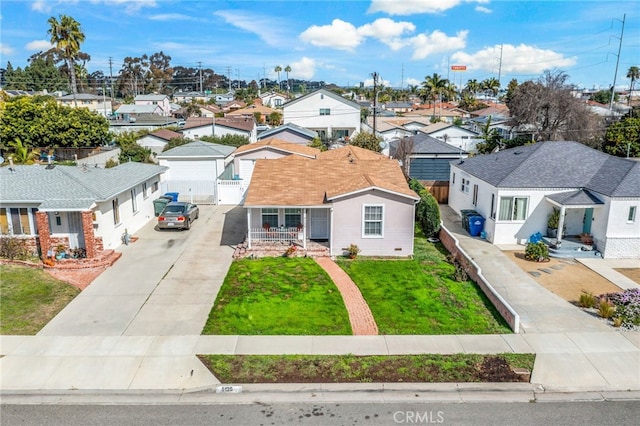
top-left (197, 61), bottom-right (203, 93)
top-left (609, 14), bottom-right (626, 113)
top-left (497, 44), bottom-right (503, 88)
top-left (108, 57), bottom-right (114, 99)
top-left (401, 64), bottom-right (404, 91)
top-left (372, 72), bottom-right (378, 136)
top-left (226, 66), bottom-right (232, 91)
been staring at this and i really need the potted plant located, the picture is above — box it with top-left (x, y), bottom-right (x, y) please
top-left (346, 244), bottom-right (360, 259)
top-left (546, 208), bottom-right (564, 238)
top-left (55, 244), bottom-right (67, 260)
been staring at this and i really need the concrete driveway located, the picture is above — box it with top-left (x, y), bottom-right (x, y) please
top-left (38, 205), bottom-right (246, 336)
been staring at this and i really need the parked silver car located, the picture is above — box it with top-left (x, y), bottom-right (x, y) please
top-left (157, 202), bottom-right (199, 230)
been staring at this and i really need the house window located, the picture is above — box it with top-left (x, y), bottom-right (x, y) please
top-left (285, 208), bottom-right (301, 228)
top-left (334, 129), bottom-right (349, 139)
top-left (461, 178), bottom-right (470, 193)
top-left (452, 173), bottom-right (455, 184)
top-left (153, 181), bottom-right (159, 192)
top-left (498, 196), bottom-right (528, 221)
top-left (0, 208), bottom-right (35, 235)
top-left (472, 184), bottom-right (478, 206)
top-left (131, 188), bottom-right (138, 213)
top-left (113, 198), bottom-right (121, 225)
top-left (320, 108), bottom-right (331, 116)
top-left (142, 183), bottom-right (149, 199)
top-left (261, 208), bottom-right (279, 228)
top-left (629, 206), bottom-right (637, 223)
top-left (363, 205), bottom-right (384, 237)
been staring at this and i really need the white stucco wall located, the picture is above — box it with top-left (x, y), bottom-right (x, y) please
top-left (283, 92), bottom-right (360, 138)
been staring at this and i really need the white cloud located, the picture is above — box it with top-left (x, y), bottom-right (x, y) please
top-left (31, 0), bottom-right (50, 12)
top-left (0, 43), bottom-right (14, 55)
top-left (475, 6), bottom-right (492, 13)
top-left (405, 77), bottom-right (422, 86)
top-left (149, 13), bottom-right (196, 21)
top-left (87, 0), bottom-right (156, 14)
top-left (368, 0), bottom-right (491, 15)
top-left (409, 30), bottom-right (468, 60)
top-left (215, 10), bottom-right (290, 47)
top-left (26, 39), bottom-right (53, 51)
top-left (289, 57), bottom-right (317, 80)
top-left (451, 44), bottom-right (577, 74)
top-left (300, 19), bottom-right (362, 51)
top-left (358, 18), bottom-right (415, 50)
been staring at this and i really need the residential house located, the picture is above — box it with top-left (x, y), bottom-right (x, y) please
top-left (56, 93), bottom-right (113, 117)
top-left (109, 112), bottom-right (181, 135)
top-left (256, 123), bottom-right (318, 145)
top-left (215, 92), bottom-right (235, 104)
top-left (448, 141), bottom-right (640, 259)
top-left (134, 94), bottom-right (171, 116)
top-left (227, 103), bottom-right (278, 125)
top-left (382, 101), bottom-right (414, 114)
top-left (259, 91), bottom-right (288, 108)
top-left (0, 162), bottom-right (167, 256)
top-left (137, 129), bottom-right (183, 157)
top-left (419, 122), bottom-right (481, 152)
top-left (180, 116), bottom-right (257, 142)
top-left (221, 99), bottom-right (246, 113)
top-left (198, 104), bottom-right (223, 118)
top-left (466, 115), bottom-right (513, 140)
top-left (389, 134), bottom-right (468, 203)
top-left (283, 88), bottom-right (361, 141)
top-left (173, 91), bottom-right (210, 104)
top-left (243, 145), bottom-right (419, 257)
top-left (157, 141), bottom-right (236, 204)
top-left (363, 116), bottom-right (429, 141)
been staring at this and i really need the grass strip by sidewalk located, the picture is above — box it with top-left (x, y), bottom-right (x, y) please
top-left (0, 264), bottom-right (79, 335)
top-left (198, 353), bottom-right (535, 383)
top-left (202, 257), bottom-right (352, 335)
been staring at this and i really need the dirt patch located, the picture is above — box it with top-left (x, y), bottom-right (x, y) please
top-left (614, 268), bottom-right (640, 285)
top-left (506, 252), bottom-right (623, 303)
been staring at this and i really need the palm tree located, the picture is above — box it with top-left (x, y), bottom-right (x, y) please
top-left (465, 79), bottom-right (480, 97)
top-left (481, 77), bottom-right (500, 98)
top-left (284, 65), bottom-right (291, 92)
top-left (421, 73), bottom-right (449, 117)
top-left (626, 66), bottom-right (639, 106)
top-left (274, 65), bottom-right (282, 90)
top-left (48, 15), bottom-right (85, 107)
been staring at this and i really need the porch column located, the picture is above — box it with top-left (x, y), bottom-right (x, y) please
top-left (247, 208), bottom-right (252, 249)
top-left (303, 209), bottom-right (307, 249)
top-left (556, 206), bottom-right (566, 247)
top-left (81, 211), bottom-right (97, 258)
top-left (329, 207), bottom-right (334, 256)
top-left (35, 211), bottom-right (51, 258)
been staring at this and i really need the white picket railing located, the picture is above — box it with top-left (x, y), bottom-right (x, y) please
top-left (250, 227), bottom-right (303, 243)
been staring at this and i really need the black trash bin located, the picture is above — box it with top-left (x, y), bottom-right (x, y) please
top-left (153, 196), bottom-right (172, 217)
top-left (460, 209), bottom-right (479, 232)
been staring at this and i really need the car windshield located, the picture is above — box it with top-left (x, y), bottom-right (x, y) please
top-left (163, 205), bottom-right (185, 214)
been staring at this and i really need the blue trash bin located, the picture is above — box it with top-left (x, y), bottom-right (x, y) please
top-left (164, 192), bottom-right (179, 202)
top-left (468, 215), bottom-right (485, 237)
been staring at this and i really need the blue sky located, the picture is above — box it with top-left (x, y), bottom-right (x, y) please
top-left (1, 0), bottom-right (638, 91)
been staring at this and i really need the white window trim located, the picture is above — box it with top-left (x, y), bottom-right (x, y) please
top-left (362, 204), bottom-right (384, 238)
top-left (497, 196), bottom-right (529, 222)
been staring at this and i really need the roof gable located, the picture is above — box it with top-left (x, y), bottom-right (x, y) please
top-left (233, 138), bottom-right (320, 157)
top-left (283, 88), bottom-right (361, 110)
top-left (157, 140), bottom-right (236, 158)
top-left (257, 123), bottom-right (318, 140)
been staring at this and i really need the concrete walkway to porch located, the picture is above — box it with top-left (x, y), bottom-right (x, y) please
top-left (315, 257), bottom-right (379, 336)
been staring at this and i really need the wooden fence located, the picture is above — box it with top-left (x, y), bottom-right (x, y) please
top-left (420, 180), bottom-right (450, 204)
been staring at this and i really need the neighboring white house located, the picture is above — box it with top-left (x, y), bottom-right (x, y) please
top-left (419, 122), bottom-right (482, 152)
top-left (283, 88), bottom-right (361, 141)
top-left (256, 123), bottom-right (318, 145)
top-left (157, 140), bottom-right (236, 204)
top-left (180, 117), bottom-right (257, 142)
top-left (259, 91), bottom-right (288, 108)
top-left (215, 92), bottom-right (235, 103)
top-left (137, 128), bottom-right (183, 158)
top-left (0, 162), bottom-right (167, 255)
top-left (56, 94), bottom-right (113, 117)
top-left (134, 94), bottom-right (171, 116)
top-left (448, 141), bottom-right (640, 259)
top-left (243, 145), bottom-right (419, 257)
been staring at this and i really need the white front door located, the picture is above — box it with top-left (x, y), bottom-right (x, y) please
top-left (67, 212), bottom-right (85, 249)
top-left (309, 209), bottom-right (329, 239)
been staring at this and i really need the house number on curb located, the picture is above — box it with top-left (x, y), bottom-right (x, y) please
top-left (216, 385), bottom-right (243, 393)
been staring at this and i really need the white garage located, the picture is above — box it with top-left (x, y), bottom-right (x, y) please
top-left (157, 140), bottom-right (235, 204)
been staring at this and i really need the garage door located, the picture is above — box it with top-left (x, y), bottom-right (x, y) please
top-left (164, 159), bottom-right (217, 204)
top-left (409, 158), bottom-right (451, 181)
top-left (239, 159), bottom-right (255, 181)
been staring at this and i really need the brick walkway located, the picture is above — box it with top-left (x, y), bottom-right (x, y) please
top-left (315, 257), bottom-right (378, 336)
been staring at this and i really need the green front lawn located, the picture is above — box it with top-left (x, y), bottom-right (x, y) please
top-left (202, 258), bottom-right (352, 335)
top-left (338, 237), bottom-right (511, 335)
top-left (0, 265), bottom-right (79, 335)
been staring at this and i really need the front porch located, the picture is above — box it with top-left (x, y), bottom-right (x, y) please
top-left (233, 239), bottom-right (330, 259)
top-left (541, 236), bottom-right (602, 259)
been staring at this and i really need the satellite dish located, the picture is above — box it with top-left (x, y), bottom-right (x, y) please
top-left (379, 141), bottom-right (388, 149)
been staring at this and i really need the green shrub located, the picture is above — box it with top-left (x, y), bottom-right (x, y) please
top-left (578, 291), bottom-right (597, 308)
top-left (598, 298), bottom-right (615, 319)
top-left (416, 190), bottom-right (441, 237)
top-left (524, 242), bottom-right (549, 261)
top-left (0, 235), bottom-right (30, 260)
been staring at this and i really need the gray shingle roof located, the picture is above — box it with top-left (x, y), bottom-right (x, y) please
top-left (546, 189), bottom-right (604, 206)
top-left (453, 141), bottom-right (640, 197)
top-left (389, 133), bottom-right (468, 156)
top-left (157, 140), bottom-right (236, 158)
top-left (0, 162), bottom-right (167, 210)
top-left (257, 123), bottom-right (318, 140)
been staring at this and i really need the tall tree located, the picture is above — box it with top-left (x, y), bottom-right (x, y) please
top-left (420, 73), bottom-right (449, 117)
top-left (147, 51), bottom-right (173, 94)
top-left (626, 66), bottom-right (639, 106)
top-left (274, 65), bottom-right (282, 90)
top-left (47, 14), bottom-right (85, 106)
top-left (284, 65), bottom-right (291, 92)
top-left (464, 79), bottom-right (480, 97)
top-left (481, 77), bottom-right (500, 97)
